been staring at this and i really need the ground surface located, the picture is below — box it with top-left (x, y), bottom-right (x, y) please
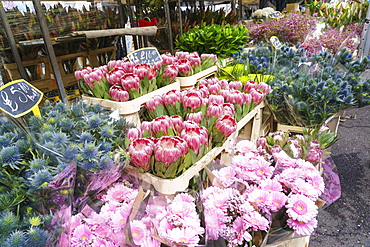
top-left (309, 105), bottom-right (370, 247)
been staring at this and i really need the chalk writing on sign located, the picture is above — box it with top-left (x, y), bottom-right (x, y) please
top-left (0, 79), bottom-right (43, 118)
top-left (270, 36), bottom-right (283, 50)
top-left (267, 11), bottom-right (284, 19)
top-left (127, 47), bottom-right (162, 65)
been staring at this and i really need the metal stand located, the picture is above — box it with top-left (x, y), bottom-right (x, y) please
top-left (358, 6), bottom-right (370, 59)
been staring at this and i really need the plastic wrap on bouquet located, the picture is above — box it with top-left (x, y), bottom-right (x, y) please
top-left (320, 156), bottom-right (341, 208)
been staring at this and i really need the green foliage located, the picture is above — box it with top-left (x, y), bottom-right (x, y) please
top-left (175, 24), bottom-right (249, 57)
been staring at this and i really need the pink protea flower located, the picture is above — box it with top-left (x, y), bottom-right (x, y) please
top-left (162, 89), bottom-right (182, 105)
top-left (243, 80), bottom-right (257, 93)
top-left (75, 66), bottom-right (93, 81)
top-left (128, 138), bottom-right (155, 171)
top-left (250, 88), bottom-right (265, 104)
top-left (319, 126), bottom-right (330, 133)
top-left (126, 128), bottom-right (142, 141)
top-left (208, 94), bottom-right (224, 105)
top-left (83, 68), bottom-right (106, 89)
top-left (225, 90), bottom-right (244, 106)
top-left (215, 115), bottom-right (237, 137)
top-left (207, 82), bottom-right (221, 95)
top-left (222, 103), bottom-right (236, 116)
top-left (120, 61), bottom-right (135, 73)
top-left (146, 95), bottom-right (163, 111)
top-left (255, 82), bottom-right (272, 94)
top-left (109, 84), bottom-right (130, 102)
top-left (175, 59), bottom-right (193, 77)
top-left (286, 217), bottom-right (318, 236)
top-left (170, 115), bottom-right (184, 134)
top-left (182, 120), bottom-right (200, 130)
top-left (134, 63), bottom-right (157, 80)
top-left (286, 194), bottom-right (318, 222)
top-left (186, 112), bottom-right (203, 125)
top-left (182, 91), bottom-right (203, 111)
top-left (186, 52), bottom-right (201, 67)
top-left (120, 73), bottom-right (140, 92)
top-left (175, 51), bottom-right (190, 59)
top-left (229, 80), bottom-right (243, 91)
top-left (242, 93), bottom-right (253, 104)
top-left (106, 68), bottom-right (126, 85)
top-left (161, 52), bottom-right (176, 65)
top-left (181, 126), bottom-right (208, 154)
top-left (163, 64), bottom-right (179, 81)
top-left (207, 103), bottom-right (223, 118)
top-left (107, 60), bottom-right (124, 70)
top-left (151, 115), bottom-right (173, 136)
top-left (140, 121), bottom-right (152, 136)
top-left (256, 136), bottom-right (267, 149)
top-left (198, 84), bottom-right (210, 97)
top-left (200, 53), bottom-right (217, 63)
top-left (154, 136), bottom-right (188, 168)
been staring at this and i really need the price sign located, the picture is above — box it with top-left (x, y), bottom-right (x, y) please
top-left (127, 47), bottom-right (162, 65)
top-left (267, 11), bottom-right (284, 19)
top-left (270, 36), bottom-right (283, 50)
top-left (0, 79), bottom-right (43, 118)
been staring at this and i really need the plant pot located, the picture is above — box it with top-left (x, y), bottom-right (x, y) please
top-left (176, 65), bottom-right (218, 90)
top-left (82, 80), bottom-right (180, 126)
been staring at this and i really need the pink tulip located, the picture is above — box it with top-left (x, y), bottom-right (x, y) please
top-left (151, 116), bottom-right (173, 136)
top-left (106, 68), bottom-right (126, 85)
top-left (208, 95), bottom-right (224, 105)
top-left (146, 95), bottom-right (164, 111)
top-left (181, 126), bottom-right (208, 154)
top-left (163, 90), bottom-right (182, 106)
top-left (250, 88), bottom-right (265, 104)
top-left (175, 59), bottom-right (192, 77)
top-left (186, 112), bottom-right (203, 125)
top-left (128, 138), bottom-right (155, 171)
top-left (207, 103), bottom-right (223, 118)
top-left (170, 115), bottom-right (184, 134)
top-left (229, 80), bottom-right (243, 91)
top-left (120, 73), bottom-right (140, 92)
top-left (243, 80), bottom-right (257, 93)
top-left (182, 91), bottom-right (203, 111)
top-left (109, 84), bottom-right (130, 102)
top-left (154, 136), bottom-right (188, 168)
top-left (161, 52), bottom-right (176, 65)
top-left (215, 115), bottom-right (237, 137)
top-left (126, 128), bottom-right (142, 141)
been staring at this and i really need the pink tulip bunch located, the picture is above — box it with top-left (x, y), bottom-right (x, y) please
top-left (68, 181), bottom-right (139, 246)
top-left (126, 116), bottom-right (210, 178)
top-left (210, 139), bottom-right (325, 237)
top-left (130, 193), bottom-right (204, 246)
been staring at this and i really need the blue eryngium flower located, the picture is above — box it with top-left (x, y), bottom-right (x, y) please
top-left (5, 230), bottom-right (27, 247)
top-left (29, 159), bottom-right (48, 172)
top-left (30, 169), bottom-right (53, 188)
top-left (98, 141), bottom-right (112, 152)
top-left (100, 125), bottom-right (115, 139)
top-left (99, 155), bottom-right (114, 169)
top-left (26, 227), bottom-right (48, 247)
top-left (81, 143), bottom-right (99, 160)
top-left (63, 144), bottom-right (79, 160)
top-left (79, 132), bottom-right (93, 142)
top-left (88, 114), bottom-right (102, 129)
top-left (60, 118), bottom-right (73, 131)
top-left (0, 135), bottom-right (10, 148)
top-left (54, 132), bottom-right (68, 146)
top-left (39, 131), bottom-right (54, 144)
top-left (0, 146), bottom-right (21, 169)
top-left (0, 211), bottom-right (19, 236)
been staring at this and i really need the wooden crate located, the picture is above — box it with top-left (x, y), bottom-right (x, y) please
top-left (87, 46), bottom-right (116, 68)
top-left (176, 65), bottom-right (218, 90)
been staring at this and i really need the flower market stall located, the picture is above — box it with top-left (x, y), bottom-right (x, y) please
top-left (1, 1), bottom-right (370, 246)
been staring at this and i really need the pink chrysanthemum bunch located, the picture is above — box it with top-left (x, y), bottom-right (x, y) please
top-left (212, 139), bottom-right (325, 237)
top-left (201, 186), bottom-right (270, 246)
top-left (69, 181), bottom-right (138, 246)
top-left (130, 193), bottom-right (205, 247)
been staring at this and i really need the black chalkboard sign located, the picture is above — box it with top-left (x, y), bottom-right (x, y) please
top-left (267, 11), bottom-right (284, 19)
top-left (0, 79), bottom-right (43, 118)
top-left (127, 47), bottom-right (162, 65)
